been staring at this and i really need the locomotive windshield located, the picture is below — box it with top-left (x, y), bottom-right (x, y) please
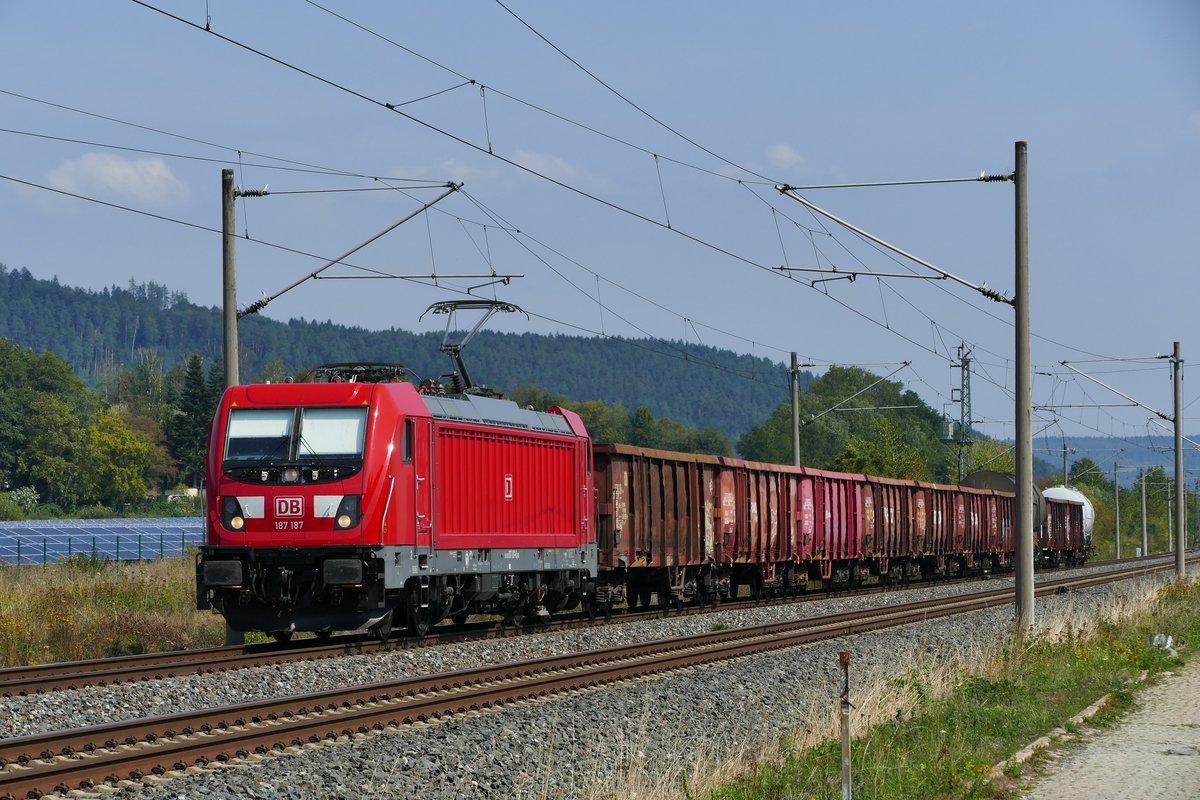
top-left (223, 407), bottom-right (368, 483)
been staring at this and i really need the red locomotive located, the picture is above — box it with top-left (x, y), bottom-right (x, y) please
top-left (197, 363), bottom-right (594, 640)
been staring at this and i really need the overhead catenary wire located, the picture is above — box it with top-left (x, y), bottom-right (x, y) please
top-left (1, 171), bottom-right (813, 391)
top-left (21, 4), bottom-right (1171, 450)
top-left (239, 183), bottom-right (463, 319)
top-left (27, 8), bottom-right (1117, 397)
top-left (4, 93), bottom-right (819, 367)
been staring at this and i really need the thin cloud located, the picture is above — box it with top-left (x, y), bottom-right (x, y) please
top-left (767, 143), bottom-right (806, 171)
top-left (510, 148), bottom-right (578, 182)
top-left (47, 153), bottom-right (188, 207)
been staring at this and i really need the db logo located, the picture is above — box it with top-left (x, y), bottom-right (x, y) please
top-left (275, 497), bottom-right (304, 517)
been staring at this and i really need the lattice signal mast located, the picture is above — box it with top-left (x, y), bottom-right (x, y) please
top-left (953, 343), bottom-right (974, 482)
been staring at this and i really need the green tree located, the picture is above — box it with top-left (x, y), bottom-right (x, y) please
top-left (969, 437), bottom-right (1016, 474)
top-left (124, 414), bottom-right (178, 491)
top-left (834, 417), bottom-right (930, 480)
top-left (510, 383), bottom-right (568, 411)
top-left (114, 350), bottom-right (174, 429)
top-left (739, 366), bottom-right (946, 474)
top-left (80, 411), bottom-right (152, 506)
top-left (19, 393), bottom-right (87, 507)
top-left (256, 357), bottom-right (291, 384)
top-left (570, 400), bottom-right (631, 444)
top-left (167, 354), bottom-right (212, 487)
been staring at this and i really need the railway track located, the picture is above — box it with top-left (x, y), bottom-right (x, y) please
top-left (0, 559), bottom-right (1182, 800)
top-left (0, 555), bottom-right (1171, 698)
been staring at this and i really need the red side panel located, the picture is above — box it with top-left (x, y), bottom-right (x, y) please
top-left (875, 481), bottom-right (903, 559)
top-left (861, 483), bottom-right (877, 556)
top-left (824, 475), bottom-right (858, 561)
top-left (795, 477), bottom-right (816, 560)
top-left (953, 494), bottom-right (967, 553)
top-left (716, 467), bottom-right (737, 562)
top-left (911, 488), bottom-right (927, 554)
top-left (433, 424), bottom-right (582, 550)
top-left (926, 487), bottom-right (949, 557)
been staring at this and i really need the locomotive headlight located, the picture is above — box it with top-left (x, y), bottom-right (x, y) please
top-left (281, 467), bottom-right (301, 483)
top-left (334, 495), bottom-right (361, 530)
top-left (221, 496), bottom-right (248, 531)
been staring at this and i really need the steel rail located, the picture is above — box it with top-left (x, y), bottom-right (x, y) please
top-left (0, 560), bottom-right (1181, 800)
top-left (0, 555), bottom-right (1169, 697)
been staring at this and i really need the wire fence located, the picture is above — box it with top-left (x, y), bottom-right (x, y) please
top-left (0, 518), bottom-right (203, 565)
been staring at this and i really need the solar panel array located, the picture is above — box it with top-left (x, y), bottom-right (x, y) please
top-left (0, 518), bottom-right (203, 565)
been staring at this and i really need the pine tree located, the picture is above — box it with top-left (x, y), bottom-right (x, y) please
top-left (167, 354), bottom-right (211, 488)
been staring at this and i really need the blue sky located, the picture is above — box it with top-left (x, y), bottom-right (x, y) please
top-left (2, 1), bottom-right (1198, 459)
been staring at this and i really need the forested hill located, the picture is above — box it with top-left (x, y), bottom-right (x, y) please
top-left (0, 265), bottom-right (802, 440)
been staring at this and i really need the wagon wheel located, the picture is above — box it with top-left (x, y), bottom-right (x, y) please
top-left (269, 630), bottom-right (293, 643)
top-left (314, 627), bottom-right (333, 641)
top-left (451, 609), bottom-right (471, 626)
top-left (506, 605), bottom-right (525, 628)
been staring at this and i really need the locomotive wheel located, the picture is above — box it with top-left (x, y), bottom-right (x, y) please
top-left (409, 607), bottom-right (437, 637)
top-left (369, 611), bottom-right (394, 643)
top-left (269, 630), bottom-right (293, 643)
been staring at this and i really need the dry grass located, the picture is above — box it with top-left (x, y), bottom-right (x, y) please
top-left (0, 556), bottom-right (226, 666)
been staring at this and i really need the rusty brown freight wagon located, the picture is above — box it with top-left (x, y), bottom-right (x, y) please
top-left (591, 445), bottom-right (1022, 611)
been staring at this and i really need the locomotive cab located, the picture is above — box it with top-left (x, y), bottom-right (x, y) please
top-left (198, 384), bottom-right (398, 638)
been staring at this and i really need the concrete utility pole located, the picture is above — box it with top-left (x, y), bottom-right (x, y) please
top-left (791, 352), bottom-right (801, 467)
top-left (1014, 141), bottom-right (1034, 632)
top-left (1141, 471), bottom-right (1148, 557)
top-left (222, 169), bottom-right (239, 388)
top-left (1114, 462), bottom-right (1120, 559)
top-left (1173, 341), bottom-right (1186, 577)
top-left (1168, 483), bottom-right (1173, 553)
top-left (221, 169), bottom-right (242, 647)
top-left (1063, 443), bottom-right (1069, 486)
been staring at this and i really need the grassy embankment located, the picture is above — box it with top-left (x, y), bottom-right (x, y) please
top-left (599, 578), bottom-right (1199, 800)
top-left (0, 556), bottom-right (226, 666)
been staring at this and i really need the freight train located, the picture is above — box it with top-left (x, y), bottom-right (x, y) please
top-left (196, 363), bottom-right (1091, 640)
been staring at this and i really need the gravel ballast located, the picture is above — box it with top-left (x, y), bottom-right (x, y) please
top-left (0, 564), bottom-right (1170, 799)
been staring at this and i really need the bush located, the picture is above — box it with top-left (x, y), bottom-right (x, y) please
top-left (9, 487), bottom-right (39, 513)
top-left (74, 504), bottom-right (117, 519)
top-left (0, 495), bottom-right (25, 521)
top-left (30, 503), bottom-right (63, 519)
